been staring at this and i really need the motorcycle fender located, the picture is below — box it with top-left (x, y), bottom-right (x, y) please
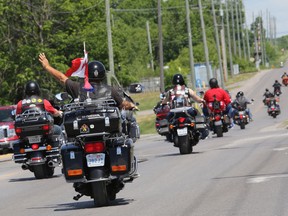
top-left (88, 167), bottom-right (109, 180)
top-left (214, 120), bottom-right (222, 126)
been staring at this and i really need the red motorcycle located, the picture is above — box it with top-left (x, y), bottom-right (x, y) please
top-left (207, 95), bottom-right (230, 137)
top-left (282, 77), bottom-right (288, 86)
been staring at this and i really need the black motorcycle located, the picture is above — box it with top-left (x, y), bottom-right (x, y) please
top-left (233, 106), bottom-right (249, 129)
top-left (267, 98), bottom-right (281, 118)
top-left (60, 98), bottom-right (138, 207)
top-left (168, 96), bottom-right (206, 154)
top-left (13, 109), bottom-right (63, 179)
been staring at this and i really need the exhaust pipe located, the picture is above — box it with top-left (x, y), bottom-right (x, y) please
top-left (21, 164), bottom-right (29, 170)
top-left (47, 159), bottom-right (61, 167)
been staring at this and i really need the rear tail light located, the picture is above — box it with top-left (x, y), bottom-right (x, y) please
top-left (31, 144), bottom-right (39, 150)
top-left (15, 127), bottom-right (22, 136)
top-left (85, 142), bottom-right (105, 153)
top-left (178, 117), bottom-right (186, 123)
top-left (42, 124), bottom-right (51, 135)
top-left (239, 115), bottom-right (243, 119)
top-left (214, 115), bottom-right (221, 121)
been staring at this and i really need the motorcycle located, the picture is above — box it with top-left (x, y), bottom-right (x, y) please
top-left (13, 109), bottom-right (64, 179)
top-left (267, 99), bottom-right (281, 118)
top-left (282, 77), bottom-right (288, 86)
top-left (274, 88), bottom-right (282, 97)
top-left (207, 95), bottom-right (230, 137)
top-left (154, 104), bottom-right (172, 141)
top-left (121, 92), bottom-right (140, 143)
top-left (233, 106), bottom-right (250, 129)
top-left (60, 98), bottom-right (138, 207)
top-left (167, 96), bottom-right (206, 154)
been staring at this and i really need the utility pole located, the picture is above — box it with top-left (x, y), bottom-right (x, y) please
top-left (198, 0), bottom-right (212, 80)
top-left (105, 0), bottom-right (115, 76)
top-left (238, 1), bottom-right (247, 60)
top-left (230, 0), bottom-right (237, 56)
top-left (243, 4), bottom-right (251, 61)
top-left (220, 1), bottom-right (228, 83)
top-left (146, 21), bottom-right (154, 71)
top-left (235, 0), bottom-right (241, 58)
top-left (185, 0), bottom-right (195, 88)
top-left (225, 0), bottom-right (234, 77)
top-left (211, 0), bottom-right (224, 85)
top-left (253, 12), bottom-right (260, 70)
top-left (157, 0), bottom-right (164, 92)
top-left (260, 11), bottom-right (265, 65)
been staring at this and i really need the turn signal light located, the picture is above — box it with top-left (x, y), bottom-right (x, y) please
top-left (111, 165), bottom-right (127, 172)
top-left (169, 124), bottom-right (174, 129)
top-left (190, 122), bottom-right (195, 127)
top-left (46, 145), bottom-right (52, 151)
top-left (20, 148), bottom-right (25, 154)
top-left (67, 169), bottom-right (83, 176)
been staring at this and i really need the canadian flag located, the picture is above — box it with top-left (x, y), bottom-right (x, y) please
top-left (65, 51), bottom-right (93, 91)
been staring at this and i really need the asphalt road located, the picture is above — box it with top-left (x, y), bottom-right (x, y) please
top-left (1, 66), bottom-right (288, 216)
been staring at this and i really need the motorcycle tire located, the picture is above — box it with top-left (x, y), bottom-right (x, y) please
top-left (33, 164), bottom-right (47, 179)
top-left (215, 125), bottom-right (223, 137)
top-left (178, 135), bottom-right (192, 154)
top-left (91, 181), bottom-right (109, 207)
top-left (240, 122), bottom-right (245, 130)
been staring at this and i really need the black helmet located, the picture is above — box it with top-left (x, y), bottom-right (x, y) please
top-left (265, 88), bottom-right (269, 91)
top-left (275, 80), bottom-right (278, 83)
top-left (209, 78), bottom-right (219, 88)
top-left (237, 91), bottom-right (244, 97)
top-left (88, 61), bottom-right (106, 81)
top-left (172, 74), bottom-right (185, 85)
top-left (25, 81), bottom-right (41, 96)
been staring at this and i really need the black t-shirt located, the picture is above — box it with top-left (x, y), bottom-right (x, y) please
top-left (65, 79), bottom-right (123, 106)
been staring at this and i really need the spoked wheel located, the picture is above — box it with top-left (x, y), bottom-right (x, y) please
top-left (215, 125), bottom-right (223, 137)
top-left (91, 181), bottom-right (109, 207)
top-left (178, 135), bottom-right (192, 154)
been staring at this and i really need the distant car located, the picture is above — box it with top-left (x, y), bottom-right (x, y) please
top-left (128, 83), bottom-right (144, 93)
top-left (0, 105), bottom-right (18, 153)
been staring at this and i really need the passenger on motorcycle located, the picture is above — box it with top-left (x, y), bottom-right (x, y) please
top-left (273, 80), bottom-right (282, 95)
top-left (161, 74), bottom-right (208, 139)
top-left (230, 91), bottom-right (253, 121)
top-left (38, 53), bottom-right (137, 110)
top-left (15, 81), bottom-right (63, 149)
top-left (202, 78), bottom-right (232, 117)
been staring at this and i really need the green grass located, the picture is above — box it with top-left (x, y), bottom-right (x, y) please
top-left (130, 91), bottom-right (160, 111)
top-left (137, 114), bottom-right (157, 135)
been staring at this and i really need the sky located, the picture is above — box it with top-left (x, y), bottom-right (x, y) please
top-left (243, 0), bottom-right (288, 37)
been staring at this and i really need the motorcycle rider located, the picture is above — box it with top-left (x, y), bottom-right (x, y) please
top-left (281, 72), bottom-right (288, 78)
top-left (230, 91), bottom-right (253, 121)
top-left (272, 80), bottom-right (282, 95)
top-left (202, 78), bottom-right (232, 117)
top-left (161, 73), bottom-right (208, 139)
top-left (263, 88), bottom-right (274, 105)
top-left (38, 53), bottom-right (137, 110)
top-left (14, 81), bottom-right (63, 152)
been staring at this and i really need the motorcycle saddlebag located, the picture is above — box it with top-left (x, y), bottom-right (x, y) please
top-left (14, 111), bottom-right (54, 138)
top-left (61, 143), bottom-right (84, 182)
top-left (109, 137), bottom-right (134, 176)
top-left (63, 107), bottom-right (121, 138)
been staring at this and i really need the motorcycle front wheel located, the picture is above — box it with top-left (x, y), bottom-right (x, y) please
top-left (178, 135), bottom-right (192, 154)
top-left (91, 181), bottom-right (109, 207)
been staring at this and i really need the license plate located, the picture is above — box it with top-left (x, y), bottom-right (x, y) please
top-left (28, 135), bottom-right (41, 143)
top-left (177, 127), bottom-right (188, 136)
top-left (86, 153), bottom-right (105, 167)
top-left (214, 120), bottom-right (222, 126)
